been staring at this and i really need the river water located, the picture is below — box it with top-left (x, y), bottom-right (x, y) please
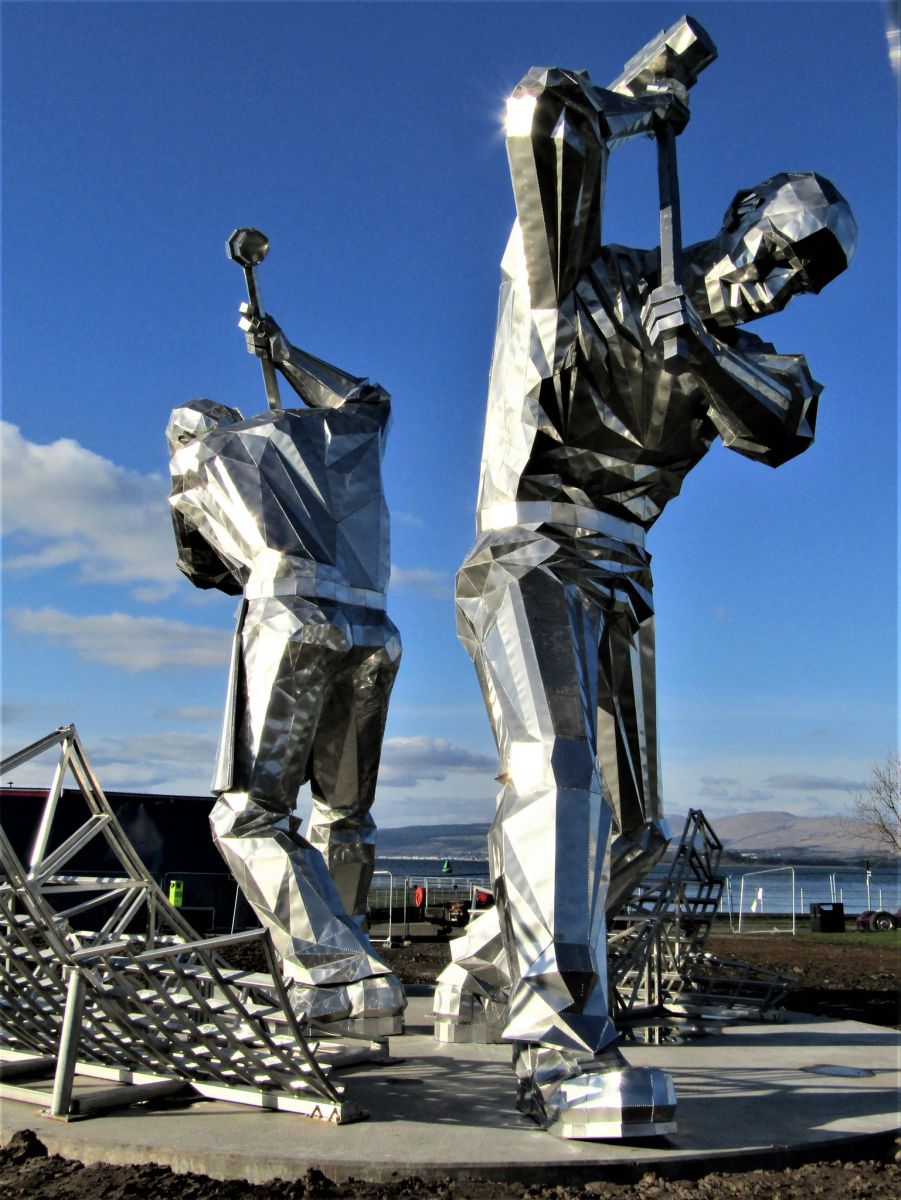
top-left (374, 856), bottom-right (900, 917)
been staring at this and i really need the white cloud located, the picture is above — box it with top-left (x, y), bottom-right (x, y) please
top-left (155, 705), bottom-right (222, 724)
top-left (694, 775), bottom-right (774, 812)
top-left (762, 773), bottom-right (867, 792)
top-left (89, 729), bottom-right (220, 777)
top-left (378, 736), bottom-right (495, 788)
top-left (0, 425), bottom-right (457, 611)
top-left (1, 422), bottom-right (174, 597)
top-left (9, 606), bottom-right (229, 673)
top-left (390, 566), bottom-right (452, 599)
top-left (1, 727), bottom-right (499, 807)
top-left (0, 729), bottom-right (220, 795)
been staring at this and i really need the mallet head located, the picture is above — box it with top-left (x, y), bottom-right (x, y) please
top-left (226, 227), bottom-right (269, 268)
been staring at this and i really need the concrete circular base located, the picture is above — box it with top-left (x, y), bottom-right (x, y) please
top-left (1, 997), bottom-right (898, 1185)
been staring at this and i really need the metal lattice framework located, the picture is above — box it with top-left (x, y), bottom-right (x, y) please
top-left (609, 810), bottom-right (792, 1034)
top-left (0, 726), bottom-right (364, 1123)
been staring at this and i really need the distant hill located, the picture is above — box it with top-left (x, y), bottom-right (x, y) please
top-left (378, 823), bottom-right (490, 858)
top-left (707, 809), bottom-right (880, 860)
top-left (378, 810), bottom-right (889, 863)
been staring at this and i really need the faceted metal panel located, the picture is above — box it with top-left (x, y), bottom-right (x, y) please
top-left (458, 15), bottom-right (854, 1135)
top-left (168, 309), bottom-right (403, 1023)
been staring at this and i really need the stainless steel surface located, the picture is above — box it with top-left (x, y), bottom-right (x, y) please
top-left (167, 234), bottom-right (403, 1020)
top-left (456, 14), bottom-right (855, 1137)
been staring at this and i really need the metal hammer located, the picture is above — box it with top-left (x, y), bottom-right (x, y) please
top-left (609, 16), bottom-right (717, 361)
top-left (226, 227), bottom-right (282, 411)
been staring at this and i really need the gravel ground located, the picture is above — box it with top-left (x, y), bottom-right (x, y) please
top-left (2, 927), bottom-right (898, 1199)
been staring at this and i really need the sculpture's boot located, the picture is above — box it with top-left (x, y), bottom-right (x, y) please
top-left (513, 1042), bottom-right (676, 1140)
top-left (432, 907), bottom-right (509, 1043)
top-left (211, 791), bottom-right (406, 1034)
top-left (287, 973), bottom-right (407, 1038)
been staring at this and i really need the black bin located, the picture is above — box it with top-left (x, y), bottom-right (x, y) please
top-left (810, 902), bottom-right (845, 933)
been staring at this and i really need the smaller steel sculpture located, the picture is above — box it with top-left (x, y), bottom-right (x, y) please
top-left (167, 231), bottom-right (403, 1034)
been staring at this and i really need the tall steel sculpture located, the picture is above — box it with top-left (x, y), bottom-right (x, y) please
top-left (167, 230), bottom-right (404, 1033)
top-left (452, 16), bottom-right (856, 1137)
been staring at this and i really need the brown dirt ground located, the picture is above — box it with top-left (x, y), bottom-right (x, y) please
top-left (2, 929), bottom-right (898, 1199)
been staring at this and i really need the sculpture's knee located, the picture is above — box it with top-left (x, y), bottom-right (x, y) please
top-left (504, 737), bottom-right (598, 799)
top-left (210, 791), bottom-right (301, 845)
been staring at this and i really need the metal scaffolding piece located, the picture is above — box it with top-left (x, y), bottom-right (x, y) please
top-left (0, 726), bottom-right (364, 1123)
top-left (609, 810), bottom-right (794, 1035)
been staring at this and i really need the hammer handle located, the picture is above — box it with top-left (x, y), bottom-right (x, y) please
top-left (241, 264), bottom-right (282, 412)
top-left (655, 121), bottom-right (683, 290)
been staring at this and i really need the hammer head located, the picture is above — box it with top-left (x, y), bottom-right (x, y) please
top-left (609, 15), bottom-right (717, 98)
top-left (226, 227), bottom-right (269, 268)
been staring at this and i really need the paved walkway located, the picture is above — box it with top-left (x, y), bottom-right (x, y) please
top-left (1, 996), bottom-right (898, 1185)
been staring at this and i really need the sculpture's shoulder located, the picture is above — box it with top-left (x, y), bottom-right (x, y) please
top-left (274, 402), bottom-right (389, 433)
top-left (203, 404), bottom-right (383, 448)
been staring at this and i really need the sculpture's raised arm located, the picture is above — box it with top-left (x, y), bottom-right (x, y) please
top-left (506, 15), bottom-right (716, 310)
top-left (505, 67), bottom-right (687, 309)
top-left (241, 307), bottom-right (389, 411)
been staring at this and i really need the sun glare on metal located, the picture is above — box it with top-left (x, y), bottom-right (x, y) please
top-left (505, 92), bottom-right (537, 135)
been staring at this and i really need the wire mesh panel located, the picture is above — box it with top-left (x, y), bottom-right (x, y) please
top-left (0, 726), bottom-right (363, 1122)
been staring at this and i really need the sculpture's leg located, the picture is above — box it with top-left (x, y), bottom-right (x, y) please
top-left (602, 612), bottom-right (671, 915)
top-left (433, 904), bottom-right (511, 1043)
top-left (306, 620), bottom-right (401, 922)
top-left (455, 528), bottom-right (676, 1138)
top-left (464, 555), bottom-right (614, 1054)
top-left (210, 598), bottom-right (402, 1028)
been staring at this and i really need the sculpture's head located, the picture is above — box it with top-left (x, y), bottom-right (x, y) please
top-left (701, 172), bottom-right (856, 326)
top-left (166, 399), bottom-right (242, 455)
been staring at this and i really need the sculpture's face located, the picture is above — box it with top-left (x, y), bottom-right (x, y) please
top-left (703, 173), bottom-right (856, 327)
top-left (166, 400), bottom-right (242, 455)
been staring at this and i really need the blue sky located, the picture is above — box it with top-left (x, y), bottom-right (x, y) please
top-left (2, 1), bottom-right (897, 827)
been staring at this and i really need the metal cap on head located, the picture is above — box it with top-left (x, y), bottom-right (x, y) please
top-left (167, 399), bottom-right (242, 455)
top-left (226, 228), bottom-right (269, 268)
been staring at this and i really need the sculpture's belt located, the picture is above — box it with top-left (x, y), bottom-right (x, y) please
top-left (244, 577), bottom-right (387, 610)
top-left (477, 502), bottom-right (646, 547)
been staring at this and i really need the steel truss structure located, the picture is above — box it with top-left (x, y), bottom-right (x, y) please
top-left (0, 726), bottom-right (365, 1123)
top-left (609, 810), bottom-right (794, 1037)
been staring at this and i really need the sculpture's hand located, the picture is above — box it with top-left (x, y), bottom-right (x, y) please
top-left (641, 285), bottom-right (712, 373)
top-left (644, 81), bottom-right (690, 135)
top-left (238, 304), bottom-right (289, 366)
